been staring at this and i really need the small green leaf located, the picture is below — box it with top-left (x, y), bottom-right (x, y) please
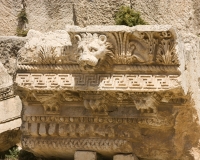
top-left (115, 6), bottom-right (148, 26)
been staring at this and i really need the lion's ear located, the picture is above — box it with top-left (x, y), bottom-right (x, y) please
top-left (98, 35), bottom-right (107, 44)
top-left (75, 35), bottom-right (81, 41)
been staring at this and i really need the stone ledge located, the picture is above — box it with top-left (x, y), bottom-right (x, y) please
top-left (114, 154), bottom-right (138, 160)
top-left (75, 151), bottom-right (97, 160)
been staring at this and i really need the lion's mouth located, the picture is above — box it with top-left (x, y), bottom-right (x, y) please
top-left (78, 55), bottom-right (98, 67)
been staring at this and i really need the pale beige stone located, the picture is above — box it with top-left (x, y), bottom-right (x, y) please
top-left (74, 151), bottom-right (97, 160)
top-left (0, 119), bottom-right (21, 133)
top-left (15, 26), bottom-right (186, 160)
top-left (25, 0), bottom-right (74, 32)
top-left (0, 36), bottom-right (25, 75)
top-left (0, 62), bottom-right (12, 88)
top-left (0, 128), bottom-right (21, 152)
top-left (0, 38), bottom-right (24, 152)
top-left (0, 0), bottom-right (21, 36)
top-left (114, 154), bottom-right (138, 160)
top-left (17, 29), bottom-right (72, 65)
top-left (0, 96), bottom-right (22, 123)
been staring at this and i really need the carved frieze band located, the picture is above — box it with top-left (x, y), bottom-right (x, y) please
top-left (23, 115), bottom-right (172, 127)
top-left (0, 85), bottom-right (15, 101)
top-left (18, 28), bottom-right (179, 70)
top-left (17, 64), bottom-right (180, 74)
top-left (22, 137), bottom-right (129, 151)
top-left (16, 73), bottom-right (180, 91)
top-left (21, 115), bottom-right (173, 145)
top-left (21, 115), bottom-right (173, 138)
top-left (17, 64), bottom-right (82, 72)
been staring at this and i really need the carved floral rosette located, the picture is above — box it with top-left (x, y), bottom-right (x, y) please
top-left (15, 26), bottom-right (186, 159)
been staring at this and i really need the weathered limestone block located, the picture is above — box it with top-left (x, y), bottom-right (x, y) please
top-left (0, 50), bottom-right (23, 133)
top-left (75, 151), bottom-right (97, 160)
top-left (0, 62), bottom-right (12, 88)
top-left (0, 96), bottom-right (22, 133)
top-left (0, 37), bottom-right (25, 152)
top-left (25, 0), bottom-right (74, 32)
top-left (0, 0), bottom-right (131, 35)
top-left (15, 25), bottom-right (189, 160)
top-left (1, 0), bottom-right (200, 40)
top-left (0, 0), bottom-right (22, 36)
top-left (113, 154), bottom-right (138, 160)
top-left (73, 0), bottom-right (130, 26)
top-left (0, 63), bottom-right (21, 152)
top-left (0, 36), bottom-right (26, 75)
top-left (0, 128), bottom-right (21, 152)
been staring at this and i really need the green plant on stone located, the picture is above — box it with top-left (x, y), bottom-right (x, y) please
top-left (5, 147), bottom-right (19, 160)
top-left (16, 29), bottom-right (28, 37)
top-left (18, 150), bottom-right (37, 160)
top-left (17, 9), bottom-right (28, 24)
top-left (5, 148), bottom-right (38, 160)
top-left (115, 6), bottom-right (147, 26)
top-left (16, 8), bottom-right (29, 37)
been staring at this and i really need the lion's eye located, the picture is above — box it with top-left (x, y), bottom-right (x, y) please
top-left (90, 48), bottom-right (97, 52)
top-left (78, 48), bottom-right (83, 53)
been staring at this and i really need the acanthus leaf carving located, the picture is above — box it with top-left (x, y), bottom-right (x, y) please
top-left (137, 31), bottom-right (179, 65)
top-left (32, 92), bottom-right (61, 114)
top-left (156, 39), bottom-right (178, 65)
top-left (110, 32), bottom-right (152, 65)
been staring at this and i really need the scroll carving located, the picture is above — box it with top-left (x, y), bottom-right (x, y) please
top-left (138, 31), bottom-right (179, 65)
top-left (31, 91), bottom-right (81, 114)
top-left (156, 39), bottom-right (178, 64)
top-left (108, 32), bottom-right (152, 64)
top-left (133, 95), bottom-right (160, 114)
top-left (32, 92), bottom-right (61, 114)
top-left (80, 92), bottom-right (110, 112)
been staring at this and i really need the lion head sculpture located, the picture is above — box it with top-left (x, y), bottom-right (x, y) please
top-left (75, 33), bottom-right (113, 69)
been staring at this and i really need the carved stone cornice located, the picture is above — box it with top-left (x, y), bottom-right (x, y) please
top-left (17, 88), bottom-right (188, 116)
top-left (22, 115), bottom-right (174, 129)
top-left (15, 73), bottom-right (180, 91)
top-left (14, 26), bottom-right (184, 159)
top-left (17, 64), bottom-right (180, 75)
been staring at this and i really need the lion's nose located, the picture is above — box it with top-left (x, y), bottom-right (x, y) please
top-left (79, 57), bottom-right (88, 62)
top-left (79, 57), bottom-right (88, 65)
top-left (78, 55), bottom-right (98, 67)
top-left (82, 51), bottom-right (88, 56)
